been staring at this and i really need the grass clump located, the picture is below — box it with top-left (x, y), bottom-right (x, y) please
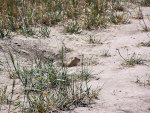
top-left (4, 51), bottom-right (100, 112)
top-left (125, 53), bottom-right (143, 66)
top-left (101, 49), bottom-right (111, 57)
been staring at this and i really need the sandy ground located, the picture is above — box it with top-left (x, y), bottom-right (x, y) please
top-left (0, 6), bottom-right (150, 113)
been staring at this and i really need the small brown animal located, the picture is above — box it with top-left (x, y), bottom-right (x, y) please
top-left (63, 57), bottom-right (80, 67)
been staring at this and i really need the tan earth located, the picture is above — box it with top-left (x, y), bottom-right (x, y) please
top-left (0, 5), bottom-right (150, 113)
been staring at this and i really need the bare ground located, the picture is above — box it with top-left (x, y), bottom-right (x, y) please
top-left (0, 6), bottom-right (150, 113)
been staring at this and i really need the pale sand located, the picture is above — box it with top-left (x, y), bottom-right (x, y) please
top-left (0, 6), bottom-right (150, 113)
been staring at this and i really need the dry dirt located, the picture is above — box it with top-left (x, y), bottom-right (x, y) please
top-left (0, 6), bottom-right (150, 113)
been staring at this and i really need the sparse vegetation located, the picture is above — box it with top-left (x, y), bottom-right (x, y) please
top-left (1, 0), bottom-right (150, 112)
top-left (2, 50), bottom-right (100, 112)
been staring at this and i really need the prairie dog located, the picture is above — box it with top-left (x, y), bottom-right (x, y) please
top-left (63, 57), bottom-right (80, 67)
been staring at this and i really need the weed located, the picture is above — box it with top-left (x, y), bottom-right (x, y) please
top-left (101, 49), bottom-right (111, 57)
top-left (117, 49), bottom-right (143, 66)
top-left (125, 54), bottom-right (143, 66)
